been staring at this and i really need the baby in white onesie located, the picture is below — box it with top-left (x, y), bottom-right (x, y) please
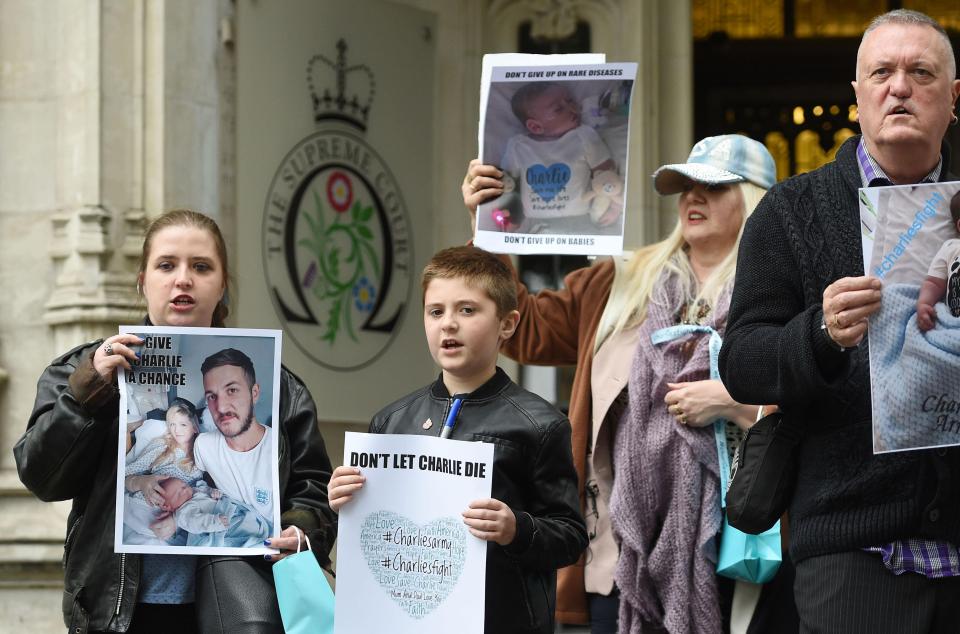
top-left (498, 82), bottom-right (622, 231)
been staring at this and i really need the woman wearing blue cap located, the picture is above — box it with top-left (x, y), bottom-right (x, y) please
top-left (462, 135), bottom-right (797, 633)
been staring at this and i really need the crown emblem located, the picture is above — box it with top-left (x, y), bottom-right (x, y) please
top-left (307, 39), bottom-right (376, 131)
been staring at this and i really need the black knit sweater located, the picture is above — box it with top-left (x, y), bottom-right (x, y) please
top-left (719, 135), bottom-right (960, 563)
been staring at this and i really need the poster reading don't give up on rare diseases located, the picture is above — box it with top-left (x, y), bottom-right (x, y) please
top-left (334, 432), bottom-right (493, 634)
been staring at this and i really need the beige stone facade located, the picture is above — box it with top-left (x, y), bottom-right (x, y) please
top-left (0, 1), bottom-right (690, 630)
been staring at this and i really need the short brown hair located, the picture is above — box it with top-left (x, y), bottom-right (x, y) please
top-left (138, 209), bottom-right (230, 327)
top-left (421, 246), bottom-right (518, 318)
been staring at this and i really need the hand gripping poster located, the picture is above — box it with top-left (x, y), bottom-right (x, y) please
top-left (334, 432), bottom-right (494, 633)
top-left (114, 326), bottom-right (282, 555)
top-left (475, 61), bottom-right (637, 256)
top-left (863, 182), bottom-right (960, 452)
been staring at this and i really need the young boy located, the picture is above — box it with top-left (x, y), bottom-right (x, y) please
top-left (496, 82), bottom-right (622, 231)
top-left (328, 246), bottom-right (587, 633)
top-left (917, 190), bottom-right (960, 331)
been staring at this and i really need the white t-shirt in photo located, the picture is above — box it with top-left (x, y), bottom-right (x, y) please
top-left (194, 425), bottom-right (274, 523)
top-left (501, 124), bottom-right (611, 219)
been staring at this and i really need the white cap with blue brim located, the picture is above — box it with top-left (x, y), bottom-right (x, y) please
top-left (653, 134), bottom-right (777, 195)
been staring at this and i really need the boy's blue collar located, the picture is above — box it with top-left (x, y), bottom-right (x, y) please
top-left (430, 367), bottom-right (511, 401)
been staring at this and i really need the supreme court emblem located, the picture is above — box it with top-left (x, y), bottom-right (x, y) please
top-left (262, 40), bottom-right (412, 370)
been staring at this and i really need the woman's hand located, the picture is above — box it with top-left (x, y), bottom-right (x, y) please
top-left (264, 525), bottom-right (308, 562)
top-left (822, 276), bottom-right (882, 348)
top-left (328, 465), bottom-right (365, 513)
top-left (126, 474), bottom-right (165, 506)
top-left (462, 160), bottom-right (505, 229)
top-left (462, 498), bottom-right (517, 546)
top-left (93, 334), bottom-right (143, 382)
top-left (664, 380), bottom-right (759, 430)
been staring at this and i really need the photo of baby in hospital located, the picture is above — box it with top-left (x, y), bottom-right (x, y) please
top-left (864, 183), bottom-right (960, 453)
top-left (116, 331), bottom-right (281, 555)
top-left (478, 69), bottom-right (634, 238)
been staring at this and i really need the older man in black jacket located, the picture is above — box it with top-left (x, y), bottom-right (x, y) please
top-left (719, 9), bottom-right (960, 634)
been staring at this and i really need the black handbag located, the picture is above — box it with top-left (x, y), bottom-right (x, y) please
top-left (195, 555), bottom-right (285, 633)
top-left (724, 411), bottom-right (802, 534)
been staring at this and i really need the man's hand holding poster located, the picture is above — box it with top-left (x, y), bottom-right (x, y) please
top-left (863, 183), bottom-right (960, 452)
top-left (114, 326), bottom-right (282, 555)
top-left (334, 432), bottom-right (494, 634)
top-left (475, 61), bottom-right (637, 256)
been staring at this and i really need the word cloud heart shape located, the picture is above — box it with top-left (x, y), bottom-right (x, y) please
top-left (360, 511), bottom-right (467, 619)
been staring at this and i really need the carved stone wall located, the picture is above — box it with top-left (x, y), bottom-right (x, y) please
top-left (0, 1), bottom-right (232, 630)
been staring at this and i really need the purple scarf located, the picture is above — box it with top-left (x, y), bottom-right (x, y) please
top-left (610, 274), bottom-right (730, 634)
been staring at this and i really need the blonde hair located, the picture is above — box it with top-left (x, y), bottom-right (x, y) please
top-left (149, 398), bottom-right (200, 472)
top-left (611, 181), bottom-right (767, 334)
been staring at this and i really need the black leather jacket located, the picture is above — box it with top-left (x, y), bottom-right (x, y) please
top-left (369, 369), bottom-right (587, 634)
top-left (14, 340), bottom-right (337, 632)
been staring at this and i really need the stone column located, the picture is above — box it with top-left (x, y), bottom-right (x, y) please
top-left (0, 1), bottom-right (231, 630)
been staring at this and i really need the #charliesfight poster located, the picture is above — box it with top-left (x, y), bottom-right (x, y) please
top-left (114, 326), bottom-right (282, 556)
top-left (334, 432), bottom-right (493, 634)
top-left (861, 182), bottom-right (960, 452)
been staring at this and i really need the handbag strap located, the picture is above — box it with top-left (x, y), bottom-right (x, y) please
top-left (291, 529), bottom-right (312, 554)
top-left (651, 325), bottom-right (731, 507)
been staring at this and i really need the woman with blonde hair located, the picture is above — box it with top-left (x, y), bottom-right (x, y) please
top-left (125, 398), bottom-right (203, 507)
top-left (462, 135), bottom-right (797, 633)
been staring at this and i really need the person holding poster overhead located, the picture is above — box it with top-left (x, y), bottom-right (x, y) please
top-left (463, 135), bottom-right (796, 633)
top-left (15, 209), bottom-right (336, 634)
top-left (329, 246), bottom-right (587, 634)
top-left (719, 10), bottom-right (960, 632)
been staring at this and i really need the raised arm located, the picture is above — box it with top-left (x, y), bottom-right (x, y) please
top-left (462, 159), bottom-right (506, 232)
top-left (500, 255), bottom-right (614, 368)
top-left (15, 344), bottom-right (119, 501)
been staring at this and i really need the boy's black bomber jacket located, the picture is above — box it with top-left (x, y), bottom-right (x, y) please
top-left (14, 340), bottom-right (337, 633)
top-left (369, 368), bottom-right (588, 634)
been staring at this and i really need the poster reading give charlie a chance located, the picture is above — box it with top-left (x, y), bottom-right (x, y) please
top-left (334, 432), bottom-right (493, 634)
top-left (114, 326), bottom-right (282, 556)
top-left (863, 182), bottom-right (960, 453)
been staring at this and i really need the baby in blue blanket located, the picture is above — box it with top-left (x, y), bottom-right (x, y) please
top-left (157, 477), bottom-right (272, 548)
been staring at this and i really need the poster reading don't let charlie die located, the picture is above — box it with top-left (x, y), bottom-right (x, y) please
top-left (335, 432), bottom-right (493, 633)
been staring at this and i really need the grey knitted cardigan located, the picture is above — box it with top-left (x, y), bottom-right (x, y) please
top-left (611, 274), bottom-right (730, 634)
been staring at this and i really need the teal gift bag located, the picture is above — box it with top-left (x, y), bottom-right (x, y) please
top-left (716, 519), bottom-right (781, 584)
top-left (651, 325), bottom-right (782, 585)
top-left (272, 533), bottom-right (335, 634)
